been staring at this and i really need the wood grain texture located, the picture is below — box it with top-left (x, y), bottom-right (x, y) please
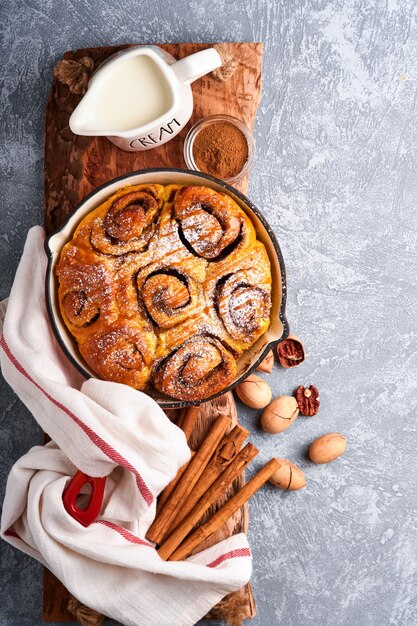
top-left (42, 42), bottom-right (262, 624)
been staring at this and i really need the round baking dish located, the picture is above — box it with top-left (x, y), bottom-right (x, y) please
top-left (45, 168), bottom-right (289, 408)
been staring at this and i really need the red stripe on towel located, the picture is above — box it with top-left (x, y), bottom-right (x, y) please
top-left (206, 547), bottom-right (251, 568)
top-left (4, 528), bottom-right (34, 552)
top-left (95, 521), bottom-right (249, 569)
top-left (95, 520), bottom-right (154, 548)
top-left (0, 335), bottom-right (153, 506)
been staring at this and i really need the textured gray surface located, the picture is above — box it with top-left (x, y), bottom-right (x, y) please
top-left (1, 0), bottom-right (417, 625)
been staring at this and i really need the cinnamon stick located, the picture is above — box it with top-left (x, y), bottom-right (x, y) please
top-left (164, 424), bottom-right (249, 533)
top-left (168, 458), bottom-right (280, 561)
top-left (157, 406), bottom-right (199, 513)
top-left (158, 442), bottom-right (258, 560)
top-left (157, 452), bottom-right (196, 513)
top-left (146, 414), bottom-right (231, 544)
top-left (176, 405), bottom-right (201, 443)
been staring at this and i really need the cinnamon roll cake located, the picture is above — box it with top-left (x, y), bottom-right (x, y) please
top-left (56, 184), bottom-right (272, 401)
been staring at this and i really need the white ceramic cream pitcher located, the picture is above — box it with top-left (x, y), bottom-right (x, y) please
top-left (69, 45), bottom-right (222, 152)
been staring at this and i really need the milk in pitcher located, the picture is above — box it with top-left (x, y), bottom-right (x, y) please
top-left (93, 55), bottom-right (173, 132)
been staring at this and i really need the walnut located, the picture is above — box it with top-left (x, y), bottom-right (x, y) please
top-left (276, 335), bottom-right (305, 368)
top-left (295, 385), bottom-right (320, 416)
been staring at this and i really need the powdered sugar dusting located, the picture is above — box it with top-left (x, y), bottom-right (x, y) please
top-left (58, 185), bottom-right (272, 393)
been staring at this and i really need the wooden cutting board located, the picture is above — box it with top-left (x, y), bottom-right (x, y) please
top-left (43, 42), bottom-right (262, 625)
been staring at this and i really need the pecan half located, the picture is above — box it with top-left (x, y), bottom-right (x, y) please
top-left (295, 385), bottom-right (320, 416)
top-left (277, 335), bottom-right (305, 368)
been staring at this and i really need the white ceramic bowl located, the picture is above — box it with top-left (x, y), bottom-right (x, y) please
top-left (45, 168), bottom-right (289, 408)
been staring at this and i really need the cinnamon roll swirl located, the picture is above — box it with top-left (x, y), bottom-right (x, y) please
top-left (209, 242), bottom-right (272, 347)
top-left (90, 184), bottom-right (164, 255)
top-left (153, 335), bottom-right (236, 401)
top-left (79, 319), bottom-right (156, 389)
top-left (57, 245), bottom-right (118, 341)
top-left (136, 256), bottom-right (204, 330)
top-left (173, 186), bottom-right (256, 260)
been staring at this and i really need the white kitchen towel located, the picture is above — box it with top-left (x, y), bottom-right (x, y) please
top-left (0, 226), bottom-right (251, 626)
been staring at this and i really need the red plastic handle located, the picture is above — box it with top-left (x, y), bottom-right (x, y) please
top-left (62, 470), bottom-right (106, 527)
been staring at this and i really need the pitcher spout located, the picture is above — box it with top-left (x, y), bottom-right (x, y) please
top-left (69, 89), bottom-right (103, 135)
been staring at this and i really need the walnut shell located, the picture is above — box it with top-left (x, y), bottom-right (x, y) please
top-left (256, 350), bottom-right (274, 373)
top-left (269, 459), bottom-right (306, 491)
top-left (309, 433), bottom-right (347, 464)
top-left (236, 374), bottom-right (272, 409)
top-left (261, 396), bottom-right (299, 433)
top-left (277, 334), bottom-right (305, 368)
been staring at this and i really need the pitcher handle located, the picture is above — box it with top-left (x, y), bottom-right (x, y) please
top-left (171, 48), bottom-right (222, 86)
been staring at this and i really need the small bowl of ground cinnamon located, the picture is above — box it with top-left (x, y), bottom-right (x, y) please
top-left (183, 114), bottom-right (255, 183)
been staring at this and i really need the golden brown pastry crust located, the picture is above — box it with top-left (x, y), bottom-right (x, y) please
top-left (56, 184), bottom-right (272, 401)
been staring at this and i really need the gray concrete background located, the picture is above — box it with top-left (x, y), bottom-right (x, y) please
top-left (1, 0), bottom-right (417, 624)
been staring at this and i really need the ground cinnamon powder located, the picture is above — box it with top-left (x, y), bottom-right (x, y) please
top-left (192, 121), bottom-right (249, 180)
